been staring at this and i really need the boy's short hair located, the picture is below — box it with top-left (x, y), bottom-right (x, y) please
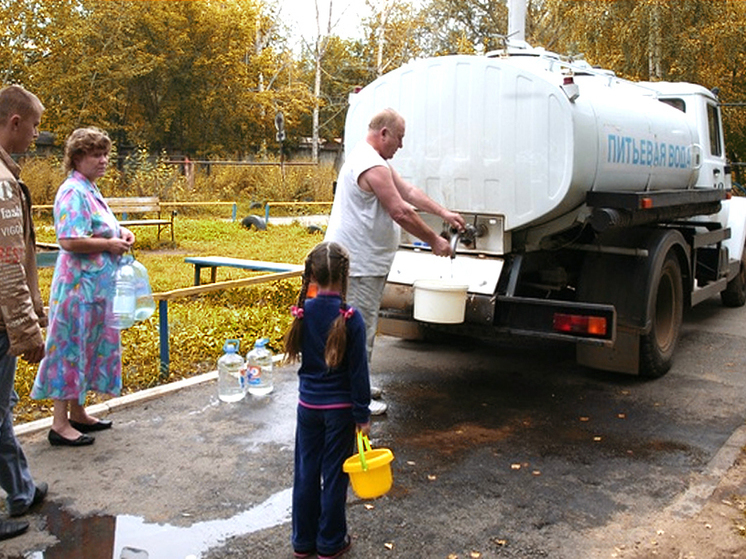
top-left (0, 85), bottom-right (44, 125)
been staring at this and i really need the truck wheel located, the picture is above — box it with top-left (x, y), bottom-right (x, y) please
top-left (640, 253), bottom-right (683, 378)
top-left (721, 242), bottom-right (746, 307)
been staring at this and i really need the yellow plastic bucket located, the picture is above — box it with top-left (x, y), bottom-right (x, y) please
top-left (343, 432), bottom-right (394, 499)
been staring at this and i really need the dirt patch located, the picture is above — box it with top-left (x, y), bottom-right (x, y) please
top-left (611, 451), bottom-right (746, 558)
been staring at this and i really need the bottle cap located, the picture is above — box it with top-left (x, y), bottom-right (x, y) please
top-left (223, 339), bottom-right (240, 353)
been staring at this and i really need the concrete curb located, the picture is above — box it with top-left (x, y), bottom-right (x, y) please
top-left (15, 353), bottom-right (290, 437)
top-left (666, 422), bottom-right (746, 518)
top-left (14, 370), bottom-right (219, 437)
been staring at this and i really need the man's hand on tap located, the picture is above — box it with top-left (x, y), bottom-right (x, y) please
top-left (443, 210), bottom-right (466, 232)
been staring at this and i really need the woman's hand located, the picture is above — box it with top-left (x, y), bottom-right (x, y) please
top-left (108, 237), bottom-right (132, 256)
top-left (120, 227), bottom-right (135, 246)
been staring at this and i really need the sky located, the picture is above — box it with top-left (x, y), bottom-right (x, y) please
top-left (277, 0), bottom-right (374, 46)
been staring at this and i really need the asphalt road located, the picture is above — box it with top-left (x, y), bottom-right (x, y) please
top-left (3, 295), bottom-right (746, 559)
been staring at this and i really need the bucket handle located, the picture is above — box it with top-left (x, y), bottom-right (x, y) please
top-left (356, 431), bottom-right (372, 471)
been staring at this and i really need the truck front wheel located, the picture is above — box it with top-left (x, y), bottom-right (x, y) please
top-left (640, 253), bottom-right (683, 378)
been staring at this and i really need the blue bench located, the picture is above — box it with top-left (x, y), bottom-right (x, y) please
top-left (184, 256), bottom-right (303, 286)
top-left (36, 242), bottom-right (60, 268)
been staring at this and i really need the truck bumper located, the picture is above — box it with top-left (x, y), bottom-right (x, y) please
top-left (379, 283), bottom-right (616, 346)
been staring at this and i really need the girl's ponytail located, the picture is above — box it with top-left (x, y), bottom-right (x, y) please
top-left (283, 256), bottom-right (314, 364)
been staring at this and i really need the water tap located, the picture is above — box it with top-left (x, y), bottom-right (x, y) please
top-left (448, 224), bottom-right (484, 258)
top-left (449, 229), bottom-right (461, 257)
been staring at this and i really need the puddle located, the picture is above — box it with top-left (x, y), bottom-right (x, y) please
top-left (17, 488), bottom-right (291, 558)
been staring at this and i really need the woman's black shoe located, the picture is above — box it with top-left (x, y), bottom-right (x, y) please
top-left (69, 419), bottom-right (113, 433)
top-left (0, 518), bottom-right (29, 541)
top-left (48, 429), bottom-right (95, 447)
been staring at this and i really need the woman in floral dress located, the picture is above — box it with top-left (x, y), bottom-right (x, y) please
top-left (32, 128), bottom-right (134, 447)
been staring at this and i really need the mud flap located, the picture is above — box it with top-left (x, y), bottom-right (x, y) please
top-left (378, 317), bottom-right (425, 340)
top-left (576, 324), bottom-right (640, 374)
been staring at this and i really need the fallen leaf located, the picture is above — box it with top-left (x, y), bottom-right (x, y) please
top-left (384, 542), bottom-right (394, 550)
top-left (532, 470), bottom-right (541, 476)
top-left (579, 416), bottom-right (590, 422)
top-left (656, 529), bottom-right (664, 535)
top-left (447, 554), bottom-right (458, 559)
top-left (427, 474), bottom-right (437, 481)
top-left (493, 538), bottom-right (507, 546)
top-left (511, 463), bottom-right (521, 470)
top-left (593, 436), bottom-right (602, 442)
top-left (470, 552), bottom-right (481, 558)
top-left (406, 460), bottom-right (416, 466)
top-left (617, 413), bottom-right (626, 419)
top-left (364, 504), bottom-right (375, 510)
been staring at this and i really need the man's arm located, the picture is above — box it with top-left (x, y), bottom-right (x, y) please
top-left (390, 167), bottom-right (466, 232)
top-left (360, 166), bottom-right (452, 255)
top-left (0, 187), bottom-right (44, 361)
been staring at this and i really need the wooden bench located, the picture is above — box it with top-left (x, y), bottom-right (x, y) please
top-left (184, 256), bottom-right (303, 286)
top-left (35, 242), bottom-right (60, 268)
top-left (106, 197), bottom-right (176, 242)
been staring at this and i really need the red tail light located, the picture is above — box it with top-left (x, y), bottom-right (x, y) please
top-left (553, 313), bottom-right (607, 336)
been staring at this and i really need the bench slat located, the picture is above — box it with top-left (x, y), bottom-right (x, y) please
top-left (104, 197), bottom-right (175, 242)
top-left (120, 219), bottom-right (172, 226)
top-left (184, 256), bottom-right (303, 285)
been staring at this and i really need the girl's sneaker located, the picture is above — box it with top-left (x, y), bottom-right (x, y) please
top-left (318, 535), bottom-right (352, 559)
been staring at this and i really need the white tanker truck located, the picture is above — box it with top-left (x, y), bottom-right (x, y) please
top-left (344, 42), bottom-right (746, 377)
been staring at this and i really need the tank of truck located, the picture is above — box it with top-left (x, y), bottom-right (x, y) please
top-left (344, 52), bottom-right (705, 232)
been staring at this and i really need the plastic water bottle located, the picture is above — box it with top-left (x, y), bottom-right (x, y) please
top-left (107, 255), bottom-right (136, 329)
top-left (131, 258), bottom-right (156, 321)
top-left (218, 339), bottom-right (245, 402)
top-left (246, 338), bottom-right (274, 396)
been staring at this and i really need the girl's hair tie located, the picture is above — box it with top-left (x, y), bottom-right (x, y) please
top-left (291, 305), bottom-right (304, 319)
top-left (340, 307), bottom-right (354, 321)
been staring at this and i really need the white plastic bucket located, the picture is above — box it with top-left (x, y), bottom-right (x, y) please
top-left (413, 279), bottom-right (468, 324)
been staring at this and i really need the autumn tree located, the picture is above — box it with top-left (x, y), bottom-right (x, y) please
top-left (416, 0), bottom-right (509, 55)
top-left (1, 0), bottom-right (312, 158)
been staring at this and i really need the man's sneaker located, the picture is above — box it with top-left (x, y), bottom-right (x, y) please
top-left (370, 386), bottom-right (383, 399)
top-left (369, 399), bottom-right (387, 416)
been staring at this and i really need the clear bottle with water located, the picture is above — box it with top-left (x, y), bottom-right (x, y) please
top-left (218, 339), bottom-right (245, 402)
top-left (131, 258), bottom-right (156, 321)
top-left (246, 338), bottom-right (274, 396)
top-left (107, 254), bottom-right (136, 330)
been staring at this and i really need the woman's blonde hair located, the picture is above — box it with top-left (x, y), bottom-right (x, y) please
top-left (284, 242), bottom-right (351, 369)
top-left (63, 127), bottom-right (111, 173)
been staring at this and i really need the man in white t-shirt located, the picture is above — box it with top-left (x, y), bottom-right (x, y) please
top-left (325, 108), bottom-right (465, 414)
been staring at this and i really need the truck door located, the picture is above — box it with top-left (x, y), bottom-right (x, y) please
top-left (701, 101), bottom-right (727, 189)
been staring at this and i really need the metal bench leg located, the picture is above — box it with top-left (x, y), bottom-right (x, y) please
top-left (210, 267), bottom-right (217, 284)
top-left (159, 300), bottom-right (169, 379)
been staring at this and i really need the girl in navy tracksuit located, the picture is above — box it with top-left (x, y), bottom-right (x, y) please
top-left (284, 241), bottom-right (371, 559)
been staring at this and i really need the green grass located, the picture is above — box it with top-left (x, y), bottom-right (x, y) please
top-left (17, 216), bottom-right (324, 423)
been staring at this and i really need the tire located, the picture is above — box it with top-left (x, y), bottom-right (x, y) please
top-left (640, 252), bottom-right (683, 378)
top-left (721, 241), bottom-right (746, 307)
top-left (241, 215), bottom-right (266, 231)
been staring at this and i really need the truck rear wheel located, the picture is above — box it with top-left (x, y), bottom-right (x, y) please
top-left (721, 241), bottom-right (746, 307)
top-left (640, 253), bottom-right (683, 378)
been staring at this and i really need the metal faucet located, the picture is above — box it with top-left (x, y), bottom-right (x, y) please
top-left (448, 224), bottom-right (481, 259)
top-left (449, 229), bottom-right (461, 257)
